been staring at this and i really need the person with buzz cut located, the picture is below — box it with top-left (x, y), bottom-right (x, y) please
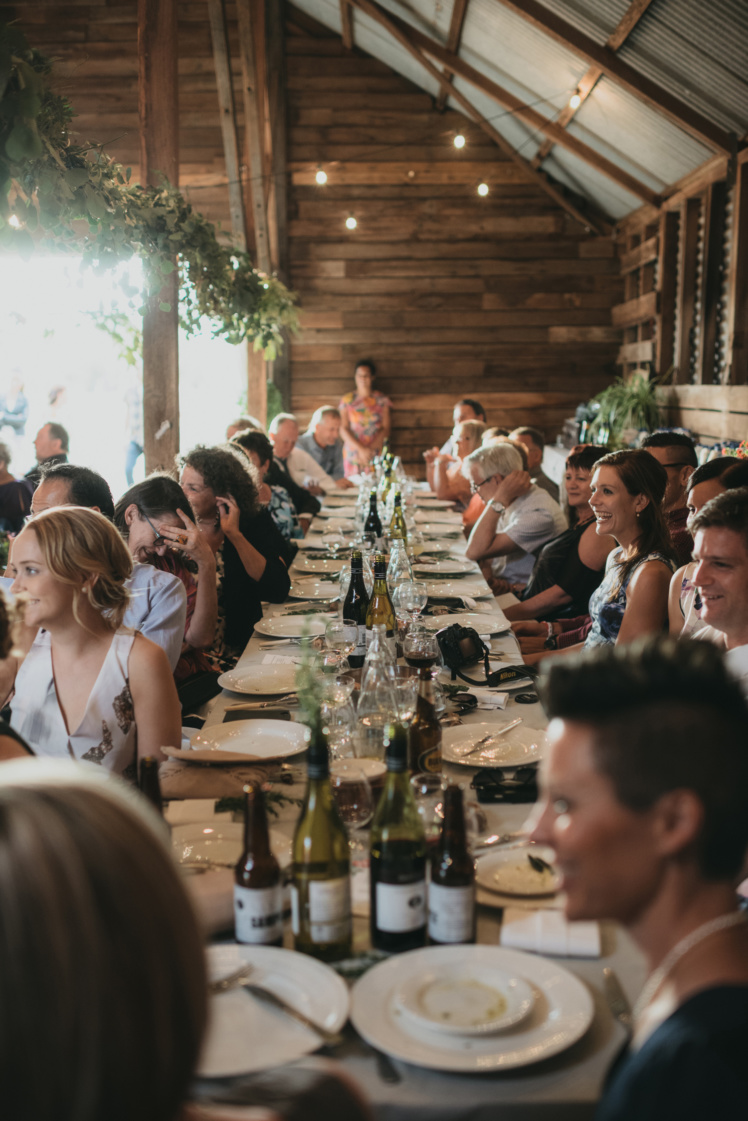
top-left (641, 431), bottom-right (698, 566)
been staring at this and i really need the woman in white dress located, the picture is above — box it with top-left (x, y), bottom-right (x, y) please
top-left (7, 506), bottom-right (181, 780)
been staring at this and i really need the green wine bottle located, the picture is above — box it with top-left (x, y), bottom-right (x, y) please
top-left (370, 722), bottom-right (427, 953)
top-left (291, 719), bottom-right (352, 962)
top-left (342, 549), bottom-right (370, 668)
top-left (365, 552), bottom-right (396, 658)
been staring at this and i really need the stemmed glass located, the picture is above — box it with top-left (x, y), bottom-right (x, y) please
top-left (318, 672), bottom-right (356, 757)
top-left (322, 531), bottom-right (346, 558)
top-left (330, 764), bottom-right (375, 872)
top-left (393, 666), bottom-right (419, 723)
top-left (399, 580), bottom-right (428, 625)
top-left (324, 618), bottom-right (357, 673)
top-left (403, 626), bottom-right (440, 671)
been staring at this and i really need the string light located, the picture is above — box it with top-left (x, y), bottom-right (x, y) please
top-left (315, 166), bottom-right (328, 185)
top-left (345, 214), bottom-right (357, 230)
top-left (569, 89), bottom-right (582, 110)
top-left (453, 133), bottom-right (466, 149)
top-left (8, 214), bottom-right (21, 228)
top-left (477, 183), bottom-right (489, 197)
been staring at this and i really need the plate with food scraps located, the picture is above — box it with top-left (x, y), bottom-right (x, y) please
top-left (442, 722), bottom-right (547, 768)
top-left (422, 612), bottom-right (510, 634)
top-left (395, 962), bottom-right (535, 1036)
top-left (217, 664), bottom-right (298, 695)
top-left (289, 578), bottom-right (340, 601)
top-left (254, 614), bottom-right (328, 638)
top-left (173, 820), bottom-right (293, 869)
top-left (294, 556), bottom-right (344, 575)
top-left (413, 558), bottom-right (478, 576)
top-left (424, 579), bottom-right (491, 599)
top-left (476, 847), bottom-right (559, 897)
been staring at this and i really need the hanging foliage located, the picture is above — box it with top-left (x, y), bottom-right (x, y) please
top-left (0, 23), bottom-right (298, 358)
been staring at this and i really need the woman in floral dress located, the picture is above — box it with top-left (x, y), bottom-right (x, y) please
top-left (338, 359), bottom-right (392, 477)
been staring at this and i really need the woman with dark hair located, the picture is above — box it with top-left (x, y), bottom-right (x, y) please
top-left (338, 359), bottom-right (391, 477)
top-left (114, 475), bottom-right (218, 681)
top-left (179, 446), bottom-right (290, 660)
top-left (504, 445), bottom-right (614, 622)
top-left (0, 440), bottom-right (32, 533)
top-left (231, 429), bottom-right (304, 545)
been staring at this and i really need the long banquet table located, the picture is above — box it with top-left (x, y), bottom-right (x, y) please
top-left (187, 493), bottom-right (647, 1120)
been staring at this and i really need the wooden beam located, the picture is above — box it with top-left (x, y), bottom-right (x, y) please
top-left (266, 0), bottom-right (291, 407)
top-left (725, 155), bottom-right (748, 384)
top-left (696, 180), bottom-right (727, 385)
top-left (674, 197), bottom-right (701, 383)
top-left (435, 0), bottom-right (470, 113)
top-left (491, 0), bottom-right (734, 154)
top-left (655, 210), bottom-right (678, 376)
top-left (138, 0), bottom-right (180, 475)
top-left (611, 290), bottom-right (657, 328)
top-left (619, 235), bottom-right (658, 274)
top-left (237, 0), bottom-right (272, 273)
top-left (349, 1), bottom-right (659, 207)
top-left (207, 0), bottom-right (247, 251)
top-left (340, 0), bottom-right (354, 51)
top-left (617, 338), bottom-right (654, 365)
top-left (533, 0), bottom-right (655, 168)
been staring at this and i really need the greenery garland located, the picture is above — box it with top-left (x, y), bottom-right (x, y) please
top-left (0, 22), bottom-right (298, 358)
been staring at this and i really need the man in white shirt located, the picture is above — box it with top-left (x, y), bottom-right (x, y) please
top-left (463, 442), bottom-right (567, 587)
top-left (26, 464), bottom-right (186, 671)
top-left (268, 413), bottom-right (336, 495)
top-left (690, 488), bottom-right (748, 699)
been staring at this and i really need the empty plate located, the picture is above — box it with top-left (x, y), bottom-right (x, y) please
top-left (395, 963), bottom-right (535, 1036)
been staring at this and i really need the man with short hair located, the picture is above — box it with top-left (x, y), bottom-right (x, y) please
top-left (642, 431), bottom-right (698, 566)
top-left (509, 426), bottom-right (559, 502)
top-left (439, 398), bottom-right (487, 455)
top-left (690, 487), bottom-right (748, 698)
top-left (226, 414), bottom-right (264, 441)
top-left (295, 406), bottom-right (353, 488)
top-left (463, 442), bottom-right (567, 587)
top-left (25, 464), bottom-right (186, 672)
top-left (268, 413), bottom-right (336, 495)
top-left (25, 422), bottom-right (69, 487)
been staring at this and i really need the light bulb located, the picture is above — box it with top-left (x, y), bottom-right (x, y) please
top-left (8, 214), bottom-right (21, 228)
top-left (315, 167), bottom-right (327, 185)
top-left (477, 182), bottom-right (489, 197)
top-left (453, 133), bottom-right (466, 149)
top-left (345, 215), bottom-right (357, 230)
top-left (569, 91), bottom-right (582, 110)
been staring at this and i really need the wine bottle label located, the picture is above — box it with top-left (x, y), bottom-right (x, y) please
top-left (375, 879), bottom-right (427, 933)
top-left (234, 884), bottom-right (283, 944)
top-left (427, 882), bottom-right (475, 943)
top-left (308, 876), bottom-right (352, 943)
top-left (346, 622), bottom-right (367, 659)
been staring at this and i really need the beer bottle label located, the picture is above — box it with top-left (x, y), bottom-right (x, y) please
top-left (234, 884), bottom-right (283, 944)
top-left (428, 882), bottom-right (475, 943)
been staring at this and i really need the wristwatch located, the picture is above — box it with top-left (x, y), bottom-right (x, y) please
top-left (544, 621), bottom-right (558, 650)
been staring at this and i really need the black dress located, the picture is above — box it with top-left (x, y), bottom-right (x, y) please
top-left (596, 986), bottom-right (748, 1121)
top-left (0, 478), bottom-right (32, 533)
top-left (221, 509), bottom-right (291, 655)
top-left (521, 517), bottom-right (605, 620)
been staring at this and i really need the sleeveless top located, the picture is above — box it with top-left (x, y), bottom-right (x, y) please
top-left (521, 516), bottom-right (606, 620)
top-left (585, 547), bottom-right (675, 649)
top-left (11, 629), bottom-right (138, 781)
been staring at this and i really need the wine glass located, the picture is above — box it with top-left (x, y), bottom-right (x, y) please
top-left (403, 627), bottom-right (440, 672)
top-left (323, 531), bottom-right (346, 557)
top-left (399, 580), bottom-right (428, 622)
top-left (407, 528), bottom-right (425, 559)
top-left (318, 672), bottom-right (356, 757)
top-left (330, 764), bottom-right (375, 872)
top-left (393, 666), bottom-right (418, 723)
top-left (325, 618), bottom-right (356, 672)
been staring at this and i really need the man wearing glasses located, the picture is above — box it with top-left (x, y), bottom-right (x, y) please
top-left (642, 431), bottom-right (697, 566)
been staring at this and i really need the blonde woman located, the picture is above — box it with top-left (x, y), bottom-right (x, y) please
top-left (427, 419), bottom-right (485, 508)
top-left (8, 507), bottom-right (180, 778)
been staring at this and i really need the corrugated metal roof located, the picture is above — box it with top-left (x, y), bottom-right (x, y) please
top-left (291, 0), bottom-right (745, 221)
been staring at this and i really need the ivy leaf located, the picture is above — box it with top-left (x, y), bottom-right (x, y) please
top-left (5, 120), bottom-right (42, 161)
top-left (64, 167), bottom-right (89, 189)
top-left (83, 185), bottom-right (109, 221)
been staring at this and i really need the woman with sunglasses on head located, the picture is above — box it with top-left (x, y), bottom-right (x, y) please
top-left (7, 507), bottom-right (181, 779)
top-left (114, 475), bottom-right (218, 682)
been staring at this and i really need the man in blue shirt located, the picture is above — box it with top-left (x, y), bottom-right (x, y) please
top-left (295, 406), bottom-right (353, 488)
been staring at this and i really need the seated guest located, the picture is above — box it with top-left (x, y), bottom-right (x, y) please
top-left (426, 419), bottom-right (485, 509)
top-left (0, 591), bottom-right (33, 760)
top-left (463, 442), bottom-right (567, 589)
top-left (505, 445), bottom-right (614, 622)
top-left (438, 398), bottom-right (487, 456)
top-left (0, 441), bottom-right (32, 533)
top-left (689, 485), bottom-right (748, 698)
top-left (26, 464), bottom-right (187, 672)
top-left (269, 413), bottom-right (336, 496)
top-left (113, 476), bottom-right (218, 683)
top-left (642, 431), bottom-right (697, 566)
top-left (509, 426), bottom-right (559, 501)
top-left (338, 359), bottom-right (391, 476)
top-left (296, 406), bottom-right (354, 488)
top-left (668, 457), bottom-right (735, 637)
top-left (24, 421), bottom-right (69, 487)
top-left (482, 426), bottom-right (510, 444)
top-left (7, 508), bottom-right (180, 777)
top-left (180, 446), bottom-right (290, 661)
top-left (532, 638), bottom-right (748, 1121)
top-left (225, 413), bottom-right (264, 440)
top-left (231, 429), bottom-right (305, 543)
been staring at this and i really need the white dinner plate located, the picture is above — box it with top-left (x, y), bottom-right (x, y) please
top-left (414, 509), bottom-right (463, 525)
top-left (442, 722), bottom-right (548, 768)
top-left (322, 493), bottom-right (358, 504)
top-left (318, 505), bottom-right (357, 519)
top-left (163, 719), bottom-right (309, 764)
top-left (199, 944), bottom-right (350, 1077)
top-left (395, 962), bottom-right (535, 1036)
top-left (424, 579), bottom-right (491, 599)
top-left (289, 578), bottom-right (340, 601)
top-left (350, 944), bottom-right (593, 1073)
top-left (295, 538), bottom-right (335, 551)
top-left (413, 558), bottom-right (478, 576)
top-left (172, 821), bottom-right (293, 869)
top-left (422, 612), bottom-right (510, 634)
top-left (218, 665), bottom-right (298, 694)
top-left (254, 614), bottom-right (328, 638)
top-left (308, 518), bottom-right (355, 534)
top-left (476, 846), bottom-right (559, 897)
top-left (294, 556), bottom-right (344, 575)
top-left (416, 523), bottom-right (463, 538)
top-left (415, 497), bottom-right (455, 509)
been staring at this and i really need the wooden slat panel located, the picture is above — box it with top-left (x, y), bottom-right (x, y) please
top-left (611, 291), bottom-right (658, 328)
top-left (617, 339), bottom-right (654, 365)
top-left (619, 236), bottom-right (658, 275)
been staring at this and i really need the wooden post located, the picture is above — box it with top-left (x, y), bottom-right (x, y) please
top-left (237, 0), bottom-right (272, 273)
top-left (208, 0), bottom-right (247, 251)
top-left (138, 0), bottom-right (180, 474)
top-left (725, 153), bottom-right (748, 384)
top-left (655, 211), bottom-right (678, 378)
top-left (696, 181), bottom-right (727, 385)
top-left (266, 0), bottom-right (291, 410)
top-left (674, 197), bottom-right (701, 384)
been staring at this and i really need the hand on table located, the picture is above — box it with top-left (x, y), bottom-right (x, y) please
top-left (511, 620), bottom-right (546, 637)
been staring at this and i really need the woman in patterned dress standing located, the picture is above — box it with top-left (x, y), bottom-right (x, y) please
top-left (338, 359), bottom-right (392, 477)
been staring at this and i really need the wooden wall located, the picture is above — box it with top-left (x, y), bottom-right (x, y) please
top-left (285, 16), bottom-right (623, 473)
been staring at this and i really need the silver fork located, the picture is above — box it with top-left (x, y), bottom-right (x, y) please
top-left (603, 967), bottom-right (633, 1035)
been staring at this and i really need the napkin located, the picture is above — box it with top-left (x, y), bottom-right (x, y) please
top-left (475, 692), bottom-right (509, 710)
top-left (158, 759), bottom-right (277, 800)
top-left (500, 908), bottom-right (601, 958)
top-left (164, 799), bottom-right (233, 826)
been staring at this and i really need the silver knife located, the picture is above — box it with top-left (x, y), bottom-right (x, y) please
top-left (603, 967), bottom-right (633, 1034)
top-left (243, 982), bottom-right (343, 1046)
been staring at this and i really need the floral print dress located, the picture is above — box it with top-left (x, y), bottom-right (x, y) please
top-left (338, 389), bottom-right (392, 476)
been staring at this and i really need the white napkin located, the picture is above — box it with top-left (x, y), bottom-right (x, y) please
top-left (261, 652), bottom-right (299, 665)
top-left (476, 692), bottom-right (509, 710)
top-left (500, 908), bottom-right (601, 958)
top-left (459, 596), bottom-right (478, 609)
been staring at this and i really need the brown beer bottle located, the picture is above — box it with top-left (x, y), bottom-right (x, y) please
top-left (428, 784), bottom-right (476, 945)
top-left (139, 756), bottom-right (163, 814)
top-left (407, 668), bottom-right (442, 774)
top-left (234, 782), bottom-right (283, 946)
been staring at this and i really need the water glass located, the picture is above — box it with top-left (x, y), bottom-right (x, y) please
top-left (410, 773), bottom-right (444, 849)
